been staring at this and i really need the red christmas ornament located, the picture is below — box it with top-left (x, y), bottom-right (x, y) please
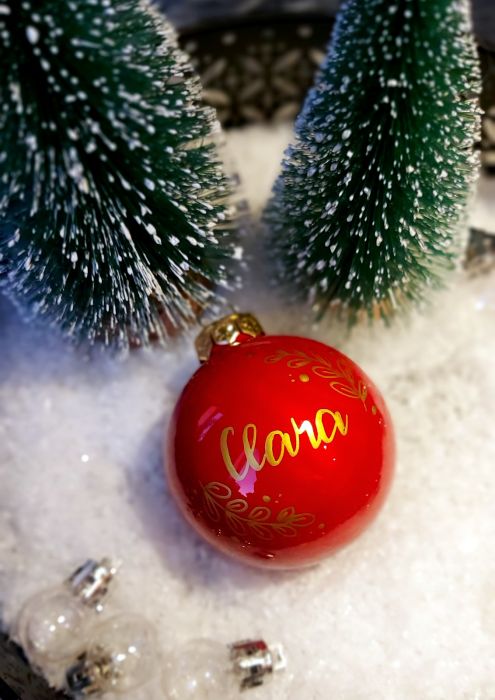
top-left (166, 313), bottom-right (395, 569)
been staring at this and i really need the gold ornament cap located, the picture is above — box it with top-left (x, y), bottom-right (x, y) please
top-left (195, 312), bottom-right (264, 363)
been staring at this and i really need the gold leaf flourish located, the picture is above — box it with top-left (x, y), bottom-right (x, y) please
top-left (201, 482), bottom-right (316, 541)
top-left (265, 349), bottom-right (367, 405)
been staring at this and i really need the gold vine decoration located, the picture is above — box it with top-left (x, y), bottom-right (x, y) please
top-left (201, 482), bottom-right (315, 541)
top-left (265, 349), bottom-right (368, 405)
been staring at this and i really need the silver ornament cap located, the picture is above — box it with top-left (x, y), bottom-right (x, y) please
top-left (66, 558), bottom-right (118, 611)
top-left (230, 639), bottom-right (287, 690)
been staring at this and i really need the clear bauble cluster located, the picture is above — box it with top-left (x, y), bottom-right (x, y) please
top-left (16, 559), bottom-right (286, 698)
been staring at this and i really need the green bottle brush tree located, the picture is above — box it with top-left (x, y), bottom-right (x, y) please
top-left (264, 0), bottom-right (480, 321)
top-left (0, 0), bottom-right (237, 348)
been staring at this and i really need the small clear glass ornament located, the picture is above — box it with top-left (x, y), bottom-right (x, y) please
top-left (65, 613), bottom-right (158, 695)
top-left (16, 558), bottom-right (116, 667)
top-left (17, 587), bottom-right (89, 666)
top-left (161, 638), bottom-right (286, 699)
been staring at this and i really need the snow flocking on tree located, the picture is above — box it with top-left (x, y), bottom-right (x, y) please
top-left (0, 0), bottom-right (239, 348)
top-left (264, 0), bottom-right (481, 321)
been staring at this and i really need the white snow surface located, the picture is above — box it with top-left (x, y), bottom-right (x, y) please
top-left (1, 124), bottom-right (495, 699)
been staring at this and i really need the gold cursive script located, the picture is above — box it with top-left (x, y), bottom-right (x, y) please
top-left (220, 408), bottom-right (349, 482)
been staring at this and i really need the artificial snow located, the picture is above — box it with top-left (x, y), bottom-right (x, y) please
top-left (1, 124), bottom-right (495, 699)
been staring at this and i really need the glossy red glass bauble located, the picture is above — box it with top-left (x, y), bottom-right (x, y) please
top-left (167, 321), bottom-right (394, 569)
